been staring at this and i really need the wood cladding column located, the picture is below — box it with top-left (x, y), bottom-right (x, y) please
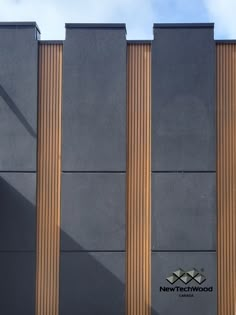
top-left (217, 43), bottom-right (236, 315)
top-left (36, 43), bottom-right (62, 315)
top-left (126, 44), bottom-right (151, 315)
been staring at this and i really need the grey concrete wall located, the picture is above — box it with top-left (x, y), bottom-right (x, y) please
top-left (60, 24), bottom-right (126, 315)
top-left (151, 24), bottom-right (216, 315)
top-left (0, 23), bottom-right (38, 315)
top-left (60, 252), bottom-right (125, 315)
top-left (62, 25), bottom-right (126, 172)
top-left (0, 252), bottom-right (36, 314)
top-left (152, 24), bottom-right (215, 172)
top-left (0, 24), bottom-right (38, 171)
top-left (152, 173), bottom-right (216, 251)
top-left (61, 173), bottom-right (125, 251)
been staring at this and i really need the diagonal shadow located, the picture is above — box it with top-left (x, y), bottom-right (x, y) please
top-left (60, 230), bottom-right (159, 315)
top-left (0, 175), bottom-right (36, 315)
top-left (0, 84), bottom-right (36, 138)
top-left (0, 175), bottom-right (36, 250)
top-left (0, 175), bottom-right (158, 315)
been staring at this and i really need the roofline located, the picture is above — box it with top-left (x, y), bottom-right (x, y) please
top-left (39, 40), bottom-right (64, 44)
top-left (216, 40), bottom-right (236, 43)
top-left (127, 40), bottom-right (152, 44)
top-left (65, 23), bottom-right (126, 33)
top-left (153, 23), bottom-right (214, 29)
top-left (0, 22), bottom-right (40, 34)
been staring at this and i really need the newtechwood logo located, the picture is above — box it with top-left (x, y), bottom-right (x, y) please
top-left (167, 268), bottom-right (205, 285)
top-left (160, 269), bottom-right (213, 297)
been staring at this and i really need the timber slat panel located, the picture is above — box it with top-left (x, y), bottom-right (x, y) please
top-left (36, 43), bottom-right (62, 315)
top-left (217, 43), bottom-right (236, 315)
top-left (126, 43), bottom-right (151, 315)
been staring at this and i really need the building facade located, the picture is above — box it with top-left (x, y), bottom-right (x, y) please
top-left (0, 21), bottom-right (234, 315)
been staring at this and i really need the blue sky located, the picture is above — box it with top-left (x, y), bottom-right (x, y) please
top-left (0, 0), bottom-right (235, 40)
top-left (155, 0), bottom-right (209, 24)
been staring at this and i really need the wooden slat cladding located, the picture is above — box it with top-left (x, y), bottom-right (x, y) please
top-left (217, 43), bottom-right (236, 315)
top-left (36, 43), bottom-right (62, 315)
top-left (126, 44), bottom-right (151, 315)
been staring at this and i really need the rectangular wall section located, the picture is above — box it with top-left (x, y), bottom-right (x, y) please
top-left (61, 173), bottom-right (125, 251)
top-left (0, 23), bottom-right (38, 171)
top-left (152, 173), bottom-right (216, 251)
top-left (60, 24), bottom-right (127, 315)
top-left (152, 24), bottom-right (215, 172)
top-left (217, 43), bottom-right (236, 315)
top-left (151, 24), bottom-right (216, 315)
top-left (0, 23), bottom-right (38, 315)
top-left (36, 43), bottom-right (62, 315)
top-left (62, 24), bottom-right (126, 172)
top-left (126, 43), bottom-right (151, 315)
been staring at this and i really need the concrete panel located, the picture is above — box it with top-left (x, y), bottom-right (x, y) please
top-left (60, 252), bottom-right (125, 315)
top-left (152, 252), bottom-right (216, 315)
top-left (0, 252), bottom-right (35, 315)
top-left (152, 25), bottom-right (215, 171)
top-left (62, 26), bottom-right (126, 171)
top-left (61, 173), bottom-right (125, 251)
top-left (152, 173), bottom-right (216, 251)
top-left (0, 173), bottom-right (36, 250)
top-left (0, 25), bottom-right (38, 171)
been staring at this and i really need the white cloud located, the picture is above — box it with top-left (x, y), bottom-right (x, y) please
top-left (0, 0), bottom-right (155, 39)
top-left (204, 0), bottom-right (236, 38)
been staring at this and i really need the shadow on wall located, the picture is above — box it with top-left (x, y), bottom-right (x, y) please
top-left (60, 231), bottom-right (159, 315)
top-left (0, 175), bottom-right (36, 315)
top-left (0, 176), bottom-right (159, 315)
top-left (0, 83), bottom-right (36, 138)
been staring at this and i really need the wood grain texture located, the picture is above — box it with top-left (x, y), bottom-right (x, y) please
top-left (126, 43), bottom-right (151, 315)
top-left (36, 43), bottom-right (62, 315)
top-left (217, 43), bottom-right (236, 315)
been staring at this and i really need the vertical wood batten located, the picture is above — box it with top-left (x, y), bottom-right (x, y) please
top-left (36, 43), bottom-right (62, 315)
top-left (217, 43), bottom-right (236, 315)
top-left (126, 43), bottom-right (151, 315)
